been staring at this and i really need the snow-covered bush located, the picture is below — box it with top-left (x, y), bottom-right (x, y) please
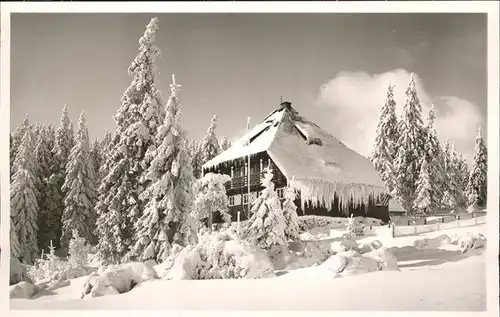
top-left (68, 229), bottom-right (90, 268)
top-left (27, 241), bottom-right (67, 284)
top-left (243, 167), bottom-right (287, 250)
top-left (194, 173), bottom-right (232, 230)
top-left (163, 228), bottom-right (275, 280)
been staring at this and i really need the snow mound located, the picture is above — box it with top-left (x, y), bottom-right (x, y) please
top-left (414, 234), bottom-right (453, 250)
top-left (359, 240), bottom-right (383, 254)
top-left (337, 251), bottom-right (381, 277)
top-left (10, 281), bottom-right (38, 299)
top-left (458, 232), bottom-right (486, 253)
top-left (81, 261), bottom-right (158, 298)
top-left (267, 245), bottom-right (298, 271)
top-left (10, 258), bottom-right (32, 285)
top-left (363, 247), bottom-right (399, 271)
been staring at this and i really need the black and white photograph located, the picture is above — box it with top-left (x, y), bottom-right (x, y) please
top-left (2, 2), bottom-right (499, 313)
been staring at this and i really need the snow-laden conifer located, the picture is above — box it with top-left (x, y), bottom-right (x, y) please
top-left (201, 115), bottom-right (220, 164)
top-left (11, 128), bottom-right (39, 264)
top-left (48, 105), bottom-right (75, 248)
top-left (10, 218), bottom-right (21, 260)
top-left (454, 152), bottom-right (470, 210)
top-left (243, 167), bottom-right (287, 250)
top-left (392, 73), bottom-right (427, 215)
top-left (422, 105), bottom-right (444, 213)
top-left (194, 173), bottom-right (232, 230)
top-left (413, 157), bottom-right (432, 216)
top-left (95, 17), bottom-right (166, 264)
top-left (371, 84), bottom-right (399, 193)
top-left (61, 112), bottom-right (98, 249)
top-left (282, 182), bottom-right (300, 241)
top-left (11, 115), bottom-right (30, 176)
top-left (220, 136), bottom-right (231, 151)
top-left (35, 126), bottom-right (60, 250)
top-left (441, 141), bottom-right (460, 211)
top-left (466, 127), bottom-right (487, 208)
top-left (191, 140), bottom-right (204, 179)
top-left (125, 75), bottom-right (197, 262)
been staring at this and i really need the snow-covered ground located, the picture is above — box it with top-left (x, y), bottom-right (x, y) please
top-left (11, 221), bottom-right (487, 311)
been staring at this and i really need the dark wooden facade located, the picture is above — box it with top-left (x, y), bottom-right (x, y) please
top-left (203, 151), bottom-right (390, 224)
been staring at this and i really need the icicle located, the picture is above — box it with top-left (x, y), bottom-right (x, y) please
top-left (289, 178), bottom-right (386, 215)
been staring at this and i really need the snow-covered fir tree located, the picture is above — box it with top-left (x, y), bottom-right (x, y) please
top-left (371, 83), bottom-right (399, 193)
top-left (220, 136), bottom-right (231, 151)
top-left (34, 126), bottom-right (59, 250)
top-left (11, 115), bottom-right (30, 177)
top-left (11, 128), bottom-right (39, 264)
top-left (194, 173), bottom-right (232, 230)
top-left (191, 140), bottom-right (204, 179)
top-left (10, 217), bottom-right (21, 260)
top-left (422, 105), bottom-right (444, 213)
top-left (243, 167), bottom-right (287, 250)
top-left (454, 152), bottom-right (470, 210)
top-left (282, 182), bottom-right (300, 242)
top-left (125, 75), bottom-right (197, 263)
top-left (466, 126), bottom-right (488, 208)
top-left (201, 115), bottom-right (221, 164)
top-left (95, 17), bottom-right (165, 264)
top-left (441, 141), bottom-right (460, 211)
top-left (61, 112), bottom-right (98, 249)
top-left (48, 104), bottom-right (76, 248)
top-left (392, 73), bottom-right (427, 215)
top-left (68, 229), bottom-right (89, 268)
top-left (413, 157), bottom-right (432, 216)
top-left (89, 139), bottom-right (102, 184)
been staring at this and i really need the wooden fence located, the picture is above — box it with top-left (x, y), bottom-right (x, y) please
top-left (392, 214), bottom-right (486, 238)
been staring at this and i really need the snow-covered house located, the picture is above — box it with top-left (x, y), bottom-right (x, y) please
top-left (203, 101), bottom-right (390, 223)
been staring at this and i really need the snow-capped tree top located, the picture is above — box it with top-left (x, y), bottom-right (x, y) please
top-left (14, 128), bottom-right (35, 172)
top-left (427, 104), bottom-right (436, 129)
top-left (476, 126), bottom-right (483, 139)
top-left (76, 111), bottom-right (89, 142)
top-left (261, 167), bottom-right (275, 191)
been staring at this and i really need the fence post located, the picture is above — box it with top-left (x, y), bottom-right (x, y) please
top-left (392, 224), bottom-right (395, 238)
top-left (413, 220), bottom-right (417, 234)
top-left (456, 215), bottom-right (460, 228)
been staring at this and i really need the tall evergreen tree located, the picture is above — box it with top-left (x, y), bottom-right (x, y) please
top-left (48, 105), bottom-right (75, 249)
top-left (422, 105), bottom-right (444, 213)
top-left (61, 112), bottom-right (98, 249)
top-left (125, 75), bottom-right (197, 262)
top-left (371, 84), bottom-right (399, 193)
top-left (191, 140), bottom-right (204, 179)
top-left (454, 152), bottom-right (470, 210)
top-left (95, 17), bottom-right (166, 264)
top-left (11, 129), bottom-right (39, 264)
top-left (89, 139), bottom-right (102, 184)
top-left (392, 73), bottom-right (427, 215)
top-left (441, 141), bottom-right (460, 211)
top-left (413, 157), bottom-right (432, 216)
top-left (466, 127), bottom-right (488, 208)
top-left (10, 217), bottom-right (21, 260)
top-left (220, 136), bottom-right (231, 151)
top-left (35, 126), bottom-right (60, 250)
top-left (11, 115), bottom-right (30, 176)
top-left (201, 115), bottom-right (220, 164)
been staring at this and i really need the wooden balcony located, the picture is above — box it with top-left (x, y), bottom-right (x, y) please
top-left (225, 172), bottom-right (286, 190)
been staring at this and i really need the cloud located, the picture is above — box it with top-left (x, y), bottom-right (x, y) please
top-left (314, 69), bottom-right (484, 163)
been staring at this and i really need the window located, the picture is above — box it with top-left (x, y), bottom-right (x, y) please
top-left (276, 187), bottom-right (285, 199)
top-left (229, 196), bottom-right (236, 207)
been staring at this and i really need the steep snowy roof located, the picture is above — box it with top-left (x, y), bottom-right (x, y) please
top-left (203, 103), bottom-right (388, 212)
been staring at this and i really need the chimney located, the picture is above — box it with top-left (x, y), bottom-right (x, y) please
top-left (280, 101), bottom-right (292, 110)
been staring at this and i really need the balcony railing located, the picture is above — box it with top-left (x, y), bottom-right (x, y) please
top-left (226, 172), bottom-right (286, 190)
